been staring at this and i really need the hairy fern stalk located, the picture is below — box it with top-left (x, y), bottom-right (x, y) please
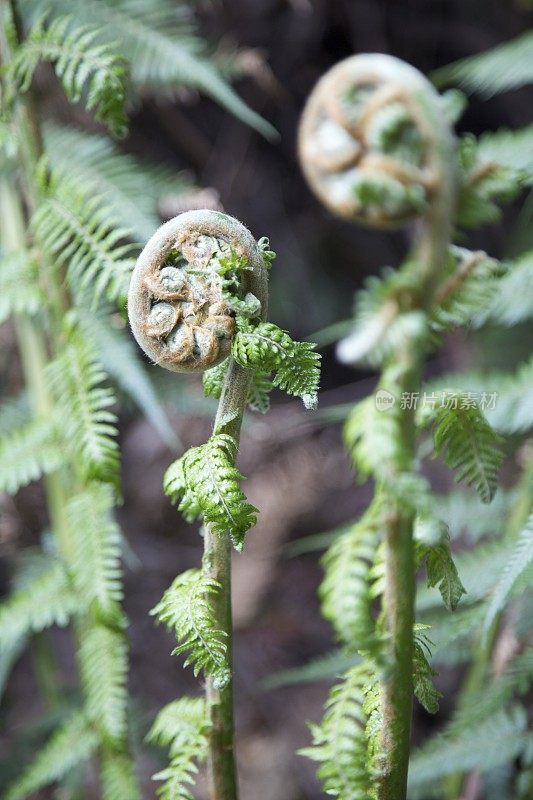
top-left (296, 51), bottom-right (532, 800)
top-left (0, 1), bottom-right (276, 798)
top-left (127, 209), bottom-right (320, 800)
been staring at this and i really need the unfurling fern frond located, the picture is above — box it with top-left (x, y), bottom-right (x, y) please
top-left (430, 395), bottom-right (504, 503)
top-left (164, 434), bottom-right (257, 550)
top-left (79, 624), bottom-right (128, 740)
top-left (147, 697), bottom-right (209, 800)
top-left (0, 557), bottom-right (78, 648)
top-left (47, 328), bottom-right (119, 484)
top-left (320, 511), bottom-right (381, 654)
top-left (232, 320), bottom-right (321, 409)
top-left (151, 569), bottom-right (230, 689)
top-left (3, 711), bottom-right (98, 800)
top-left (300, 665), bottom-right (378, 799)
top-left (0, 249), bottom-right (43, 323)
top-left (10, 15), bottom-right (128, 136)
top-left (66, 484), bottom-right (123, 614)
top-left (26, 0), bottom-right (275, 139)
top-left (484, 514), bottom-right (533, 635)
top-left (0, 415), bottom-right (65, 494)
top-left (432, 31), bottom-right (533, 97)
top-left (32, 168), bottom-right (136, 306)
top-left (100, 748), bottom-right (141, 800)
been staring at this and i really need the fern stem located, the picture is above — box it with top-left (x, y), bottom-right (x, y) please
top-left (0, 179), bottom-right (73, 556)
top-left (202, 358), bottom-right (253, 800)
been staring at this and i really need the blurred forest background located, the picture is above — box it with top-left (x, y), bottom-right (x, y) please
top-left (2, 1), bottom-right (532, 798)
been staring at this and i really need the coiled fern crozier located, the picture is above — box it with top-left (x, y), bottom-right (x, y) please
top-left (298, 54), bottom-right (508, 800)
top-left (127, 210), bottom-right (320, 799)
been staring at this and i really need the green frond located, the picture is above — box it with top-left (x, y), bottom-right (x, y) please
top-left (430, 395), bottom-right (504, 503)
top-left (246, 370), bottom-right (273, 413)
top-left (343, 394), bottom-right (407, 481)
top-left (11, 15), bottom-right (128, 136)
top-left (43, 123), bottom-right (191, 241)
top-left (484, 514), bottom-right (533, 635)
top-left (478, 249), bottom-right (533, 326)
top-left (422, 359), bottom-right (533, 436)
top-left (320, 511), bottom-right (381, 653)
top-left (79, 624), bottom-right (128, 740)
top-left (164, 433), bottom-right (257, 550)
top-left (232, 320), bottom-right (321, 409)
top-left (0, 557), bottom-right (77, 649)
top-left (147, 697), bottom-right (209, 800)
top-left (422, 604), bottom-right (485, 665)
top-left (417, 538), bottom-right (515, 612)
top-left (32, 167), bottom-right (136, 306)
top-left (150, 568), bottom-right (230, 688)
top-left (455, 134), bottom-right (522, 228)
top-left (100, 749), bottom-right (141, 800)
top-left (432, 247), bottom-right (505, 330)
top-left (416, 535), bottom-right (466, 612)
top-left (47, 328), bottom-right (120, 483)
top-left (433, 31), bottom-right (533, 96)
top-left (432, 488), bottom-right (513, 542)
top-left (336, 267), bottom-right (429, 367)
top-left (408, 707), bottom-right (528, 793)
top-left (300, 664), bottom-right (377, 799)
top-left (202, 360), bottom-right (227, 401)
top-left (476, 125), bottom-right (533, 183)
top-left (0, 249), bottom-right (43, 323)
top-left (0, 415), bottom-right (64, 494)
top-left (80, 309), bottom-right (177, 447)
top-left (27, 0), bottom-right (276, 139)
top-left (3, 711), bottom-right (98, 800)
top-left (412, 636), bottom-right (441, 714)
top-left (66, 484), bottom-right (123, 614)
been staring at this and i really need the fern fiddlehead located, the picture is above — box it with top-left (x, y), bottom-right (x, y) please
top-left (299, 55), bottom-right (457, 800)
top-left (128, 210), bottom-right (320, 800)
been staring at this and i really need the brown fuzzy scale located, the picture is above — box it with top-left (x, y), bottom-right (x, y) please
top-left (298, 54), bottom-right (439, 228)
top-left (128, 211), bottom-right (268, 373)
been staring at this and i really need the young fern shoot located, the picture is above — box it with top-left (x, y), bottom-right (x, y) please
top-left (298, 55), bottom-right (462, 800)
top-left (128, 210), bottom-right (320, 800)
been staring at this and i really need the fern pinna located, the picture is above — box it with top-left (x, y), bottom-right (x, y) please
top-left (127, 210), bottom-right (321, 800)
top-left (296, 53), bottom-right (517, 800)
top-left (0, 1), bottom-right (273, 798)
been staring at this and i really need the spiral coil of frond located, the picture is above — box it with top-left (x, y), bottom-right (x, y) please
top-left (298, 53), bottom-right (454, 230)
top-left (128, 210), bottom-right (268, 373)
